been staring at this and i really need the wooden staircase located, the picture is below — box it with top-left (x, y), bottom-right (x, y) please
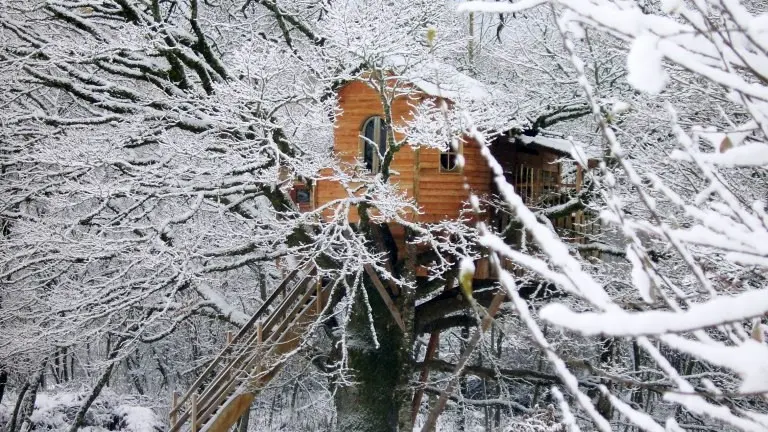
top-left (169, 264), bottom-right (327, 432)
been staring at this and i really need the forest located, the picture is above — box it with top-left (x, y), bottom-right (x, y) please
top-left (1, 0), bottom-right (768, 431)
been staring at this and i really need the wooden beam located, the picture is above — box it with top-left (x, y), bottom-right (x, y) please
top-left (411, 274), bottom-right (454, 423)
top-left (200, 393), bottom-right (255, 432)
top-left (170, 391), bottom-right (179, 428)
top-left (411, 331), bottom-right (440, 424)
top-left (364, 264), bottom-right (406, 332)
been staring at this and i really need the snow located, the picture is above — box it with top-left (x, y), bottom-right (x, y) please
top-left (611, 101), bottom-right (631, 114)
top-left (15, 390), bottom-right (162, 431)
top-left (660, 0), bottom-right (683, 14)
top-left (539, 288), bottom-right (768, 337)
top-left (670, 143), bottom-right (768, 167)
top-left (115, 405), bottom-right (161, 432)
top-left (195, 282), bottom-right (250, 326)
top-left (662, 335), bottom-right (768, 393)
top-left (459, 256), bottom-right (476, 282)
top-left (605, 391), bottom-right (665, 432)
top-left (627, 33), bottom-right (668, 94)
top-left (626, 246), bottom-right (653, 303)
top-left (518, 134), bottom-right (592, 162)
top-left (387, 56), bottom-right (500, 102)
top-left (457, 0), bottom-right (548, 14)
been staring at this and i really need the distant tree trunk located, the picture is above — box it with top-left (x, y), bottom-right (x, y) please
top-left (68, 362), bottom-right (116, 432)
top-left (62, 347), bottom-right (69, 382)
top-left (12, 361), bottom-right (46, 432)
top-left (68, 337), bottom-right (125, 432)
top-left (594, 337), bottom-right (615, 420)
top-left (259, 266), bottom-right (268, 301)
top-left (0, 366), bottom-right (7, 404)
top-left (395, 235), bottom-right (417, 431)
top-left (8, 381), bottom-right (29, 432)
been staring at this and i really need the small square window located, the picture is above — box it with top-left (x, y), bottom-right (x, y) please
top-left (295, 187), bottom-right (311, 204)
top-left (290, 184), bottom-right (312, 212)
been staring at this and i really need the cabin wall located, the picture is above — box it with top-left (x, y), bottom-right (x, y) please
top-left (314, 80), bottom-right (417, 223)
top-left (416, 139), bottom-right (491, 223)
top-left (312, 81), bottom-right (597, 279)
top-left (314, 80), bottom-right (492, 225)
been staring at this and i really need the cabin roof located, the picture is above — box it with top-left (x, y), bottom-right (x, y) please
top-left (518, 134), bottom-right (596, 162)
top-left (385, 56), bottom-right (499, 102)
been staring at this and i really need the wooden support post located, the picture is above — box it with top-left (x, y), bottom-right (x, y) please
top-left (316, 281), bottom-right (323, 315)
top-left (421, 291), bottom-right (506, 432)
top-left (412, 275), bottom-right (453, 423)
top-left (191, 392), bottom-right (199, 432)
top-left (170, 391), bottom-right (179, 428)
top-left (257, 322), bottom-right (263, 345)
top-left (411, 331), bottom-right (440, 424)
top-left (226, 331), bottom-right (233, 345)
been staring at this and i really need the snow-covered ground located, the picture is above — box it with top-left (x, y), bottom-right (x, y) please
top-left (0, 389), bottom-right (162, 432)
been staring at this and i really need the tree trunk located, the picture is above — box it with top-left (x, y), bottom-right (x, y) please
top-left (395, 235), bottom-right (417, 431)
top-left (0, 366), bottom-right (7, 405)
top-left (68, 337), bottom-right (124, 432)
top-left (334, 276), bottom-right (412, 432)
top-left (9, 381), bottom-right (29, 432)
top-left (13, 363), bottom-right (45, 432)
top-left (68, 361), bottom-right (117, 432)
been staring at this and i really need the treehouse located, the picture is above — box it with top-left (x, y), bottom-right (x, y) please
top-left (169, 68), bottom-right (597, 432)
top-left (296, 65), bottom-right (594, 278)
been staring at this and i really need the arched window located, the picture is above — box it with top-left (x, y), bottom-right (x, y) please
top-left (440, 141), bottom-right (461, 172)
top-left (360, 116), bottom-right (387, 172)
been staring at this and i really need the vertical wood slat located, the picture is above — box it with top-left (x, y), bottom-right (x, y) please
top-left (170, 391), bottom-right (179, 428)
top-left (411, 331), bottom-right (440, 424)
top-left (191, 393), bottom-right (198, 432)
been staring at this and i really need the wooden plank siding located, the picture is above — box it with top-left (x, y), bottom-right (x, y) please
top-left (310, 80), bottom-right (598, 278)
top-left (314, 80), bottom-right (492, 226)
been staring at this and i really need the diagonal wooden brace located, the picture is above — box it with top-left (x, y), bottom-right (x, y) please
top-left (364, 264), bottom-right (406, 332)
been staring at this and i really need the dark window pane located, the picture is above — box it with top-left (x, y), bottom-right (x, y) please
top-left (440, 152), bottom-right (457, 171)
top-left (295, 188), bottom-right (310, 203)
top-left (363, 118), bottom-right (377, 170)
top-left (363, 141), bottom-right (374, 170)
top-left (364, 118), bottom-right (376, 140)
top-left (379, 121), bottom-right (387, 156)
top-left (361, 117), bottom-right (387, 172)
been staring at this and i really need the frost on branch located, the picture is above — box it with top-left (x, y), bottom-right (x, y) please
top-left (461, 0), bottom-right (768, 429)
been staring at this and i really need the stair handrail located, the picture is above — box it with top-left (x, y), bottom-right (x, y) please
top-left (170, 261), bottom-right (315, 419)
top-left (191, 271), bottom-right (318, 419)
top-left (195, 281), bottom-right (329, 431)
top-left (172, 273), bottom-right (323, 432)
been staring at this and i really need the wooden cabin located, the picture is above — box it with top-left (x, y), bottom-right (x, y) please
top-left (296, 68), bottom-right (592, 277)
